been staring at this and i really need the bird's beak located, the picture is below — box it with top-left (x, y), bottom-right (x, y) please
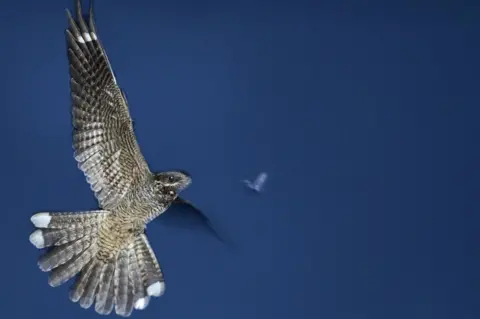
top-left (178, 176), bottom-right (192, 191)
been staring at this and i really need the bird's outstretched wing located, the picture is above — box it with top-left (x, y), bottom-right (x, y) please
top-left (66, 0), bottom-right (151, 209)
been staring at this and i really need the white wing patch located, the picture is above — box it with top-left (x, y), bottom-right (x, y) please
top-left (76, 32), bottom-right (97, 43)
top-left (73, 29), bottom-right (117, 84)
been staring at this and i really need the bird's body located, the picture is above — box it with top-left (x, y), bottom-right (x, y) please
top-left (29, 0), bottom-right (194, 316)
top-left (94, 183), bottom-right (165, 260)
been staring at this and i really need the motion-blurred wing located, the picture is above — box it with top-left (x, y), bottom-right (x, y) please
top-left (161, 198), bottom-right (236, 248)
top-left (66, 0), bottom-right (151, 209)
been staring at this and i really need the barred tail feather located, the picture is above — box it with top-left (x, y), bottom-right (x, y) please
top-left (31, 210), bottom-right (108, 229)
top-left (112, 234), bottom-right (165, 316)
top-left (115, 249), bottom-right (133, 317)
top-left (69, 234), bottom-right (165, 317)
top-left (135, 234), bottom-right (165, 297)
top-left (29, 210), bottom-right (108, 286)
top-left (30, 212), bottom-right (166, 316)
top-left (129, 244), bottom-right (150, 310)
top-left (38, 235), bottom-right (93, 272)
top-left (95, 260), bottom-right (116, 315)
top-left (30, 225), bottom-right (100, 249)
top-left (69, 259), bottom-right (96, 302)
top-left (48, 240), bottom-right (98, 287)
top-left (79, 261), bottom-right (105, 309)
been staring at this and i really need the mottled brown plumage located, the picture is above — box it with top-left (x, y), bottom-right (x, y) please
top-left (29, 0), bottom-right (192, 316)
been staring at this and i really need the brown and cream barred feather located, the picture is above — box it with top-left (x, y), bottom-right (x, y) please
top-left (66, 0), bottom-right (152, 210)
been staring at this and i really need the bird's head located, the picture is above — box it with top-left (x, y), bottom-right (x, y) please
top-left (154, 170), bottom-right (192, 200)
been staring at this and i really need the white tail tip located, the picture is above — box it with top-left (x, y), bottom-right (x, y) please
top-left (29, 230), bottom-right (45, 248)
top-left (31, 213), bottom-right (52, 228)
top-left (147, 282), bottom-right (165, 297)
top-left (134, 296), bottom-right (150, 310)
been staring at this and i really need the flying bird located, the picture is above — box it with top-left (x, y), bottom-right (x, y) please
top-left (242, 172), bottom-right (268, 193)
top-left (28, 0), bottom-right (205, 316)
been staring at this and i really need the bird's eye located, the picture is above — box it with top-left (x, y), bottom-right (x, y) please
top-left (168, 176), bottom-right (175, 182)
top-left (168, 190), bottom-right (175, 196)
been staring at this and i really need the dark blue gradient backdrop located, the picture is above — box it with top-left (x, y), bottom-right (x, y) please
top-left (1, 1), bottom-right (479, 318)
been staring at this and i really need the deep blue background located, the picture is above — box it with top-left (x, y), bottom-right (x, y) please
top-left (1, 0), bottom-right (479, 318)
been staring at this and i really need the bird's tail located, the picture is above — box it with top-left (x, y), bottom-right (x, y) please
top-left (29, 211), bottom-right (165, 317)
top-left (29, 210), bottom-right (107, 287)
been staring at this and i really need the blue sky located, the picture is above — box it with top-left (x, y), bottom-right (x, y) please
top-left (1, 0), bottom-right (479, 318)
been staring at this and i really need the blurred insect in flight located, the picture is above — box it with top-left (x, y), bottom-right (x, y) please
top-left (242, 172), bottom-right (268, 193)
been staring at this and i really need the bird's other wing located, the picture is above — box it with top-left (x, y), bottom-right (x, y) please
top-left (66, 0), bottom-right (152, 209)
top-left (160, 197), bottom-right (236, 249)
